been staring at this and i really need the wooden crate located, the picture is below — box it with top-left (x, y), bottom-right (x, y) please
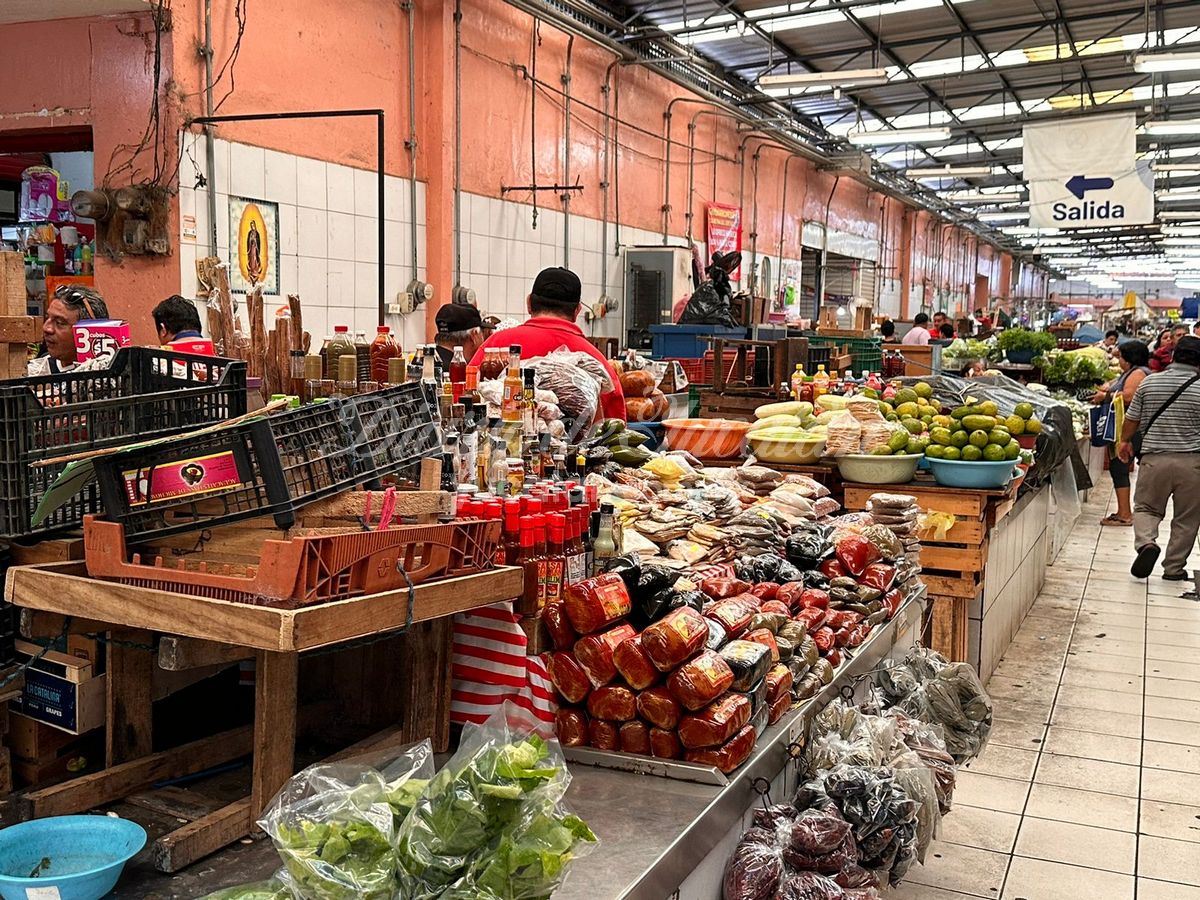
top-left (929, 594), bottom-right (971, 663)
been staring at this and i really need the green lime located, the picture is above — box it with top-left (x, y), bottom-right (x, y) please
top-left (1025, 418), bottom-right (1042, 434)
top-left (1004, 440), bottom-right (1021, 460)
top-left (1005, 414), bottom-right (1025, 435)
top-left (969, 430), bottom-right (989, 448)
top-left (982, 444), bottom-right (1005, 461)
top-left (1015, 402), bottom-right (1034, 419)
top-left (942, 446), bottom-right (962, 460)
top-left (961, 445), bottom-right (983, 461)
top-left (950, 431), bottom-right (970, 448)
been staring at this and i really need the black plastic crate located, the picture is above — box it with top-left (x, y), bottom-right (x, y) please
top-left (92, 399), bottom-right (362, 540)
top-left (349, 382), bottom-right (442, 485)
top-left (0, 347), bottom-right (246, 538)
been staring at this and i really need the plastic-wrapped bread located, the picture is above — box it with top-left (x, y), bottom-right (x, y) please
top-left (555, 707), bottom-right (589, 747)
top-left (765, 664), bottom-right (794, 704)
top-left (743, 628), bottom-right (781, 663)
top-left (612, 634), bottom-right (660, 690)
top-left (619, 720), bottom-right (651, 755)
top-left (678, 693), bottom-right (752, 750)
top-left (720, 639), bottom-right (773, 693)
top-left (824, 410), bottom-right (863, 456)
top-left (637, 686), bottom-right (683, 730)
top-left (548, 652), bottom-right (591, 704)
top-left (684, 724), bottom-right (757, 773)
top-left (666, 649), bottom-right (736, 711)
top-left (542, 601), bottom-right (577, 651)
top-left (641, 607), bottom-right (709, 671)
top-left (768, 691), bottom-right (791, 725)
top-left (650, 728), bottom-right (682, 759)
top-left (586, 684), bottom-right (637, 721)
top-left (588, 719), bottom-right (619, 750)
top-left (563, 572), bottom-right (632, 634)
top-left (574, 622), bottom-right (636, 689)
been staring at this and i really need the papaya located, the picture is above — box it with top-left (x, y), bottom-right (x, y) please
top-left (961, 415), bottom-right (998, 432)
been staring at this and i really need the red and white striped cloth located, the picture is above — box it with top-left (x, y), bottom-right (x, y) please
top-left (450, 601), bottom-right (555, 727)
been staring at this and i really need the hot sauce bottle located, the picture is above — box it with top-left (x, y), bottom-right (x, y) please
top-left (515, 516), bottom-right (541, 616)
top-left (502, 498), bottom-right (522, 565)
top-left (544, 513), bottom-right (567, 606)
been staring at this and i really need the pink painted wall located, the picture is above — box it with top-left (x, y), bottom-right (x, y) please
top-left (0, 0), bottom-right (1040, 342)
top-left (0, 14), bottom-right (182, 343)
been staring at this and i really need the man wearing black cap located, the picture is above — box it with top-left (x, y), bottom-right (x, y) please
top-left (433, 302), bottom-right (484, 370)
top-left (468, 267), bottom-right (626, 421)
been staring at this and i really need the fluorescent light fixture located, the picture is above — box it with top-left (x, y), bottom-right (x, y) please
top-left (944, 191), bottom-right (1025, 203)
top-left (847, 127), bottom-right (952, 146)
top-left (1160, 211), bottom-right (1200, 220)
top-left (1160, 237), bottom-right (1200, 246)
top-left (978, 210), bottom-right (1030, 222)
top-left (905, 165), bottom-right (992, 179)
top-left (1163, 225), bottom-right (1200, 234)
top-left (1157, 192), bottom-right (1200, 203)
top-left (1146, 120), bottom-right (1200, 136)
top-left (1154, 164), bottom-right (1200, 175)
top-left (1134, 51), bottom-right (1200, 73)
top-left (760, 68), bottom-right (888, 89)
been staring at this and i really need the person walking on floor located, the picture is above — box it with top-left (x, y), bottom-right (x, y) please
top-left (1118, 335), bottom-right (1200, 580)
top-left (1092, 340), bottom-right (1150, 526)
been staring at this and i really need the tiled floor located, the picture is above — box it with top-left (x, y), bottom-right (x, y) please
top-left (887, 478), bottom-right (1200, 900)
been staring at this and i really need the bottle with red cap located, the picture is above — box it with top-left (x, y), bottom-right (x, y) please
top-left (515, 516), bottom-right (541, 616)
top-left (502, 499), bottom-right (522, 565)
top-left (565, 506), bottom-right (587, 584)
top-left (544, 513), bottom-right (567, 606)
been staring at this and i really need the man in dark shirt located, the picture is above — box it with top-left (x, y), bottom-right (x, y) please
top-left (433, 303), bottom-right (483, 370)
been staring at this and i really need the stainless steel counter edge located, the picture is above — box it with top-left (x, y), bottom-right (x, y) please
top-left (563, 591), bottom-right (927, 900)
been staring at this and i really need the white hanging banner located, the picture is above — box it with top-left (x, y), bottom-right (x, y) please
top-left (1023, 113), bottom-right (1153, 228)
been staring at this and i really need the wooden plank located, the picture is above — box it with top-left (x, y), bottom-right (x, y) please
top-left (9, 539), bottom-right (85, 566)
top-left (19, 609), bottom-right (110, 640)
top-left (251, 651), bottom-right (298, 823)
top-left (9, 563), bottom-right (525, 652)
top-left (988, 497), bottom-right (1016, 527)
top-left (152, 798), bottom-right (253, 873)
top-left (0, 251), bottom-right (26, 316)
top-left (920, 545), bottom-right (987, 573)
top-left (106, 629), bottom-right (155, 766)
top-left (300, 490), bottom-right (453, 522)
top-left (0, 316), bottom-right (40, 343)
top-left (920, 573), bottom-right (980, 599)
top-left (17, 725), bottom-right (253, 819)
top-left (843, 484), bottom-right (989, 518)
top-left (931, 595), bottom-right (971, 662)
top-left (288, 566), bottom-right (525, 651)
top-left (917, 518), bottom-right (986, 545)
top-left (8, 563), bottom-right (289, 651)
top-left (126, 785), bottom-right (224, 822)
top-left (397, 618), bottom-right (455, 753)
top-left (158, 637), bottom-right (253, 671)
top-left (0, 746), bottom-right (10, 795)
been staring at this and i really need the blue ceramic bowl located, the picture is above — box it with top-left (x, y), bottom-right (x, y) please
top-left (0, 816), bottom-right (147, 900)
top-left (925, 457), bottom-right (1019, 489)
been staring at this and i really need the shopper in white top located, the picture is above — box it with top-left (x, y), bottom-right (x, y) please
top-left (27, 284), bottom-right (110, 377)
top-left (901, 313), bottom-right (932, 346)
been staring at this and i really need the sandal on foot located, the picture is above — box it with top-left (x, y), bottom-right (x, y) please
top-left (1101, 514), bottom-right (1132, 526)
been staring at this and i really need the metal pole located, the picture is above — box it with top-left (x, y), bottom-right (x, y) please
top-left (203, 0), bottom-right (218, 257)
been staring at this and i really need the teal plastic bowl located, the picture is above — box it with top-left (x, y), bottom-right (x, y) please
top-left (0, 816), bottom-right (146, 900)
top-left (925, 457), bottom-right (1018, 489)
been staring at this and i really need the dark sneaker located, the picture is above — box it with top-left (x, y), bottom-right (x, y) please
top-left (1162, 571), bottom-right (1191, 581)
top-left (1131, 544), bottom-right (1161, 578)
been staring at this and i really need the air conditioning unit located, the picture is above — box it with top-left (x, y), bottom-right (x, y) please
top-left (818, 151), bottom-right (874, 176)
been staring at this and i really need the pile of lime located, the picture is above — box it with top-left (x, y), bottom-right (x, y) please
top-left (924, 399), bottom-right (1040, 462)
top-left (871, 383), bottom-right (939, 456)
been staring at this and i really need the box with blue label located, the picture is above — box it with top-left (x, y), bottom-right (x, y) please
top-left (649, 324), bottom-right (747, 359)
top-left (15, 669), bottom-right (106, 735)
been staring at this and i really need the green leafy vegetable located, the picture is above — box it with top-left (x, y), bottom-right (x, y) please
top-left (995, 328), bottom-right (1057, 355)
top-left (396, 736), bottom-right (567, 899)
top-left (276, 818), bottom-right (396, 900)
top-left (199, 876), bottom-right (292, 899)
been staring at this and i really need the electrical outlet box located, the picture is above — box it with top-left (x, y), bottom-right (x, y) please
top-left (387, 301), bottom-right (402, 315)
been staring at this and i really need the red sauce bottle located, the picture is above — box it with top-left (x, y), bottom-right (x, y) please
top-left (515, 516), bottom-right (541, 616)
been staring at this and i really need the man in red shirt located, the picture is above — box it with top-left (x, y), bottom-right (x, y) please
top-left (469, 267), bottom-right (626, 421)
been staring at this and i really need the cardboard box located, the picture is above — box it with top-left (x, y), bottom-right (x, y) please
top-left (72, 318), bottom-right (131, 364)
top-left (10, 732), bottom-right (103, 788)
top-left (15, 640), bottom-right (94, 684)
top-left (14, 670), bottom-right (106, 735)
top-left (6, 710), bottom-right (90, 761)
top-left (66, 633), bottom-right (105, 674)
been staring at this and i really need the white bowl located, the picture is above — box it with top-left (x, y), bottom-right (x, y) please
top-left (835, 453), bottom-right (923, 485)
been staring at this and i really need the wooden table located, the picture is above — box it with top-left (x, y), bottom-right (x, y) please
top-left (5, 561), bottom-right (524, 871)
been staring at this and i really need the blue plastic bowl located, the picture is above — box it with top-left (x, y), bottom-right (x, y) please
top-left (0, 816), bottom-right (147, 900)
top-left (925, 457), bottom-right (1019, 489)
top-left (625, 422), bottom-right (665, 451)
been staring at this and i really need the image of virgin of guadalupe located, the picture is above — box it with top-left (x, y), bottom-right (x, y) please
top-left (245, 219), bottom-right (263, 284)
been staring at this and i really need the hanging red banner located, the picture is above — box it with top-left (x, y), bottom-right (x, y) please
top-left (705, 203), bottom-right (742, 279)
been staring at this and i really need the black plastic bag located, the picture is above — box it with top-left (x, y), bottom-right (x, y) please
top-left (775, 561), bottom-right (805, 584)
top-left (802, 571), bottom-right (831, 591)
top-left (602, 554), bottom-right (641, 593)
top-left (638, 564), bottom-right (681, 599)
top-left (786, 523), bottom-right (834, 570)
top-left (679, 279), bottom-right (738, 328)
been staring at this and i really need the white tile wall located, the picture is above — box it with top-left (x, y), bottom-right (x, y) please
top-left (178, 134), bottom-right (428, 352)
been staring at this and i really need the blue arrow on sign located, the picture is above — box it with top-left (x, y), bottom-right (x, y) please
top-left (1066, 174), bottom-right (1115, 200)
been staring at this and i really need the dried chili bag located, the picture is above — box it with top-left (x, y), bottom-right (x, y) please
top-left (722, 835), bottom-right (783, 900)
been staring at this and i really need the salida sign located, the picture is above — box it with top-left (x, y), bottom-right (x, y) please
top-left (1024, 114), bottom-right (1153, 228)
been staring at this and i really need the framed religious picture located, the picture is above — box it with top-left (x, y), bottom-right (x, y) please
top-left (228, 196), bottom-right (279, 295)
